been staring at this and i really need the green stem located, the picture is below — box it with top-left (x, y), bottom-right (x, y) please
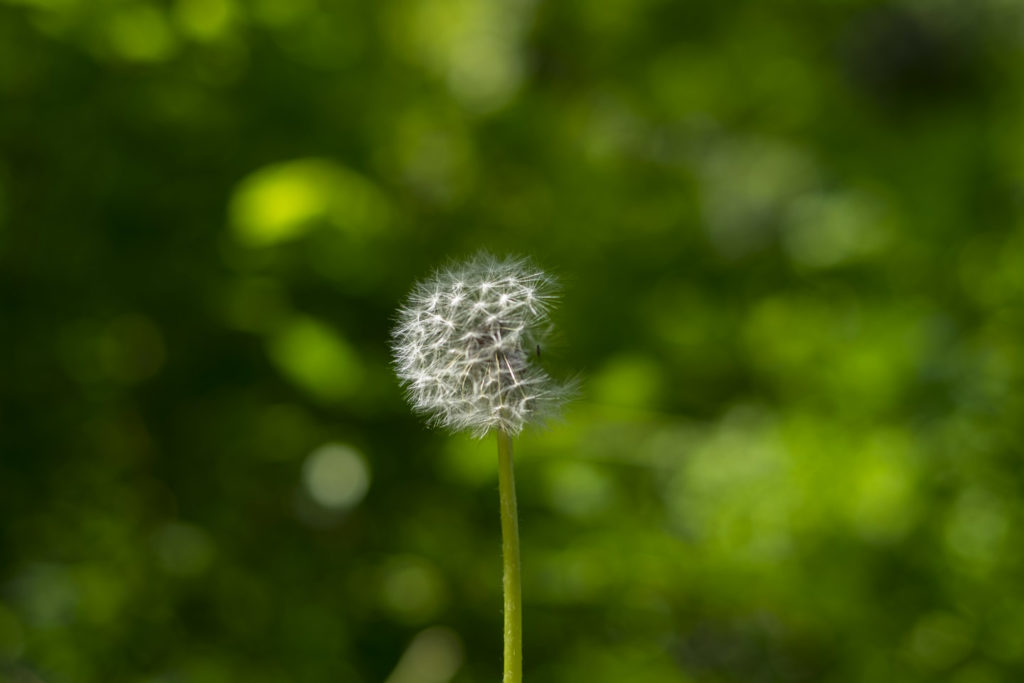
top-left (497, 429), bottom-right (522, 683)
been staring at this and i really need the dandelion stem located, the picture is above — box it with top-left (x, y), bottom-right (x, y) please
top-left (497, 428), bottom-right (522, 683)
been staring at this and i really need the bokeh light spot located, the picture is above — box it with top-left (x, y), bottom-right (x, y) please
top-left (302, 443), bottom-right (370, 510)
top-left (105, 3), bottom-right (178, 63)
top-left (231, 162), bottom-right (332, 245)
top-left (387, 0), bottom-right (530, 113)
top-left (783, 190), bottom-right (889, 268)
top-left (268, 316), bottom-right (363, 401)
top-left (173, 0), bottom-right (236, 42)
top-left (845, 430), bottom-right (918, 543)
top-left (230, 158), bottom-right (391, 247)
top-left (384, 626), bottom-right (464, 683)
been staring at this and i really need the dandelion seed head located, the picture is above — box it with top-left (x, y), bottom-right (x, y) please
top-left (392, 253), bottom-right (570, 437)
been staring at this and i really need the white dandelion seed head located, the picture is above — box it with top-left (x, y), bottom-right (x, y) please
top-left (392, 253), bottom-right (570, 437)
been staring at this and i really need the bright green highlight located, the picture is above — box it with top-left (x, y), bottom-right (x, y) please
top-left (230, 158), bottom-right (391, 247)
top-left (268, 316), bottom-right (362, 401)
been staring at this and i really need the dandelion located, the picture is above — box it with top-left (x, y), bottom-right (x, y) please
top-left (391, 252), bottom-right (571, 683)
top-left (392, 252), bottom-right (570, 437)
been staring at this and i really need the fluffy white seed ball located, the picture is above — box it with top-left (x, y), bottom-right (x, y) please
top-left (392, 253), bottom-right (570, 437)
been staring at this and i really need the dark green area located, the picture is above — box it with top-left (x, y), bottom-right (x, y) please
top-left (2, 1), bottom-right (1023, 681)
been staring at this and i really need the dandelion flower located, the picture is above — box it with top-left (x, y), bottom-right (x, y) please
top-left (391, 253), bottom-right (570, 437)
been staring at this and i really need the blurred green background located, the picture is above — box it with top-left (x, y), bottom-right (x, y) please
top-left (2, 0), bottom-right (1023, 681)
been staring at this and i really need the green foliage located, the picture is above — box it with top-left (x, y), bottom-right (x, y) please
top-left (1, 0), bottom-right (1023, 681)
